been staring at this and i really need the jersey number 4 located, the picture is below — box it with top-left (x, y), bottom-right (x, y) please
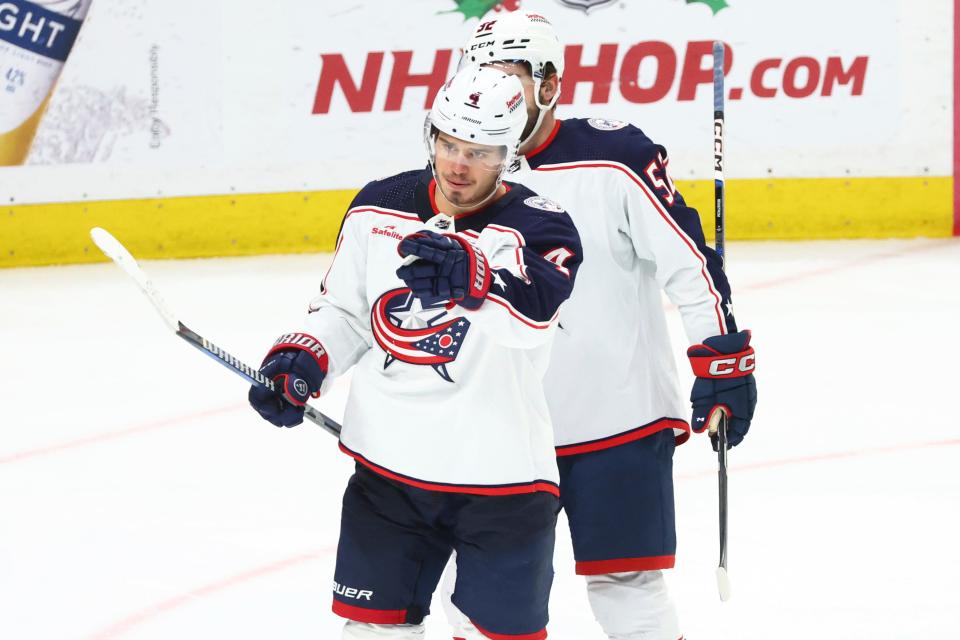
top-left (543, 247), bottom-right (575, 277)
top-left (644, 152), bottom-right (677, 206)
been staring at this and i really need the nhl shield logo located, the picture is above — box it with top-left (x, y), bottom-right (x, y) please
top-left (554, 0), bottom-right (617, 13)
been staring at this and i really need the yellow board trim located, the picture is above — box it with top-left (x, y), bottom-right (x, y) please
top-left (1, 176), bottom-right (952, 268)
top-left (678, 176), bottom-right (952, 241)
top-left (2, 190), bottom-right (357, 268)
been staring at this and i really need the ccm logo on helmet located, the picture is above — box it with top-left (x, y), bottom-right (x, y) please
top-left (468, 41), bottom-right (495, 52)
top-left (708, 353), bottom-right (755, 377)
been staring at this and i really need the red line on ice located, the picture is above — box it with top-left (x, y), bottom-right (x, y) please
top-left (0, 404), bottom-right (246, 465)
top-left (84, 549), bottom-right (334, 640)
top-left (663, 239), bottom-right (958, 313)
top-left (676, 437), bottom-right (960, 480)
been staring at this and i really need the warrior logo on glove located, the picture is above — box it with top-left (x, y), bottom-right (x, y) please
top-left (371, 288), bottom-right (472, 383)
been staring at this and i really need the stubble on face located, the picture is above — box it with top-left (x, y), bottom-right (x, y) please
top-left (434, 135), bottom-right (500, 208)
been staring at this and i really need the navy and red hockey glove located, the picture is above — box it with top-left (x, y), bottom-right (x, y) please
top-left (395, 230), bottom-right (491, 310)
top-left (687, 330), bottom-right (757, 450)
top-left (248, 333), bottom-right (328, 427)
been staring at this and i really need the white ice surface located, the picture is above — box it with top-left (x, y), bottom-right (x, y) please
top-left (1, 239), bottom-right (959, 639)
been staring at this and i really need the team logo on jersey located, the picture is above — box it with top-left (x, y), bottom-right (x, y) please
top-left (588, 118), bottom-right (628, 131)
top-left (371, 288), bottom-right (470, 383)
top-left (524, 196), bottom-right (565, 213)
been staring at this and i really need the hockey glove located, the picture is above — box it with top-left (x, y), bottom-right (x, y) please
top-left (248, 333), bottom-right (328, 427)
top-left (687, 330), bottom-right (757, 450)
top-left (395, 230), bottom-right (491, 310)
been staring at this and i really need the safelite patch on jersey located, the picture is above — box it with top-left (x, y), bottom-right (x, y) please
top-left (524, 196), bottom-right (565, 213)
top-left (588, 118), bottom-right (628, 131)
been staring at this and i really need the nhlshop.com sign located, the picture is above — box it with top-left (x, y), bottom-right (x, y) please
top-left (298, 0), bottom-right (939, 184)
top-left (311, 42), bottom-right (869, 114)
top-left (5, 0), bottom-right (948, 206)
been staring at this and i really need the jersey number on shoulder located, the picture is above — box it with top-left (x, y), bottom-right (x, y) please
top-left (543, 247), bottom-right (575, 278)
top-left (644, 152), bottom-right (677, 206)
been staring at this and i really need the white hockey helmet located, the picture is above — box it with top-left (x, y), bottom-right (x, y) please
top-left (424, 66), bottom-right (527, 204)
top-left (460, 11), bottom-right (564, 117)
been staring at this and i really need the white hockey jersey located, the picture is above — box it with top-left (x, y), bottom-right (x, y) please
top-left (511, 118), bottom-right (736, 454)
top-left (301, 168), bottom-right (582, 495)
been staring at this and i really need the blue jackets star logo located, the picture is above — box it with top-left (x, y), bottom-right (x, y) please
top-left (371, 288), bottom-right (471, 382)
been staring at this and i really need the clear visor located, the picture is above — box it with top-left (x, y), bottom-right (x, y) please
top-left (428, 129), bottom-right (508, 173)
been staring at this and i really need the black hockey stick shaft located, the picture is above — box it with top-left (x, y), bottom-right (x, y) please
top-left (176, 322), bottom-right (341, 437)
top-left (89, 227), bottom-right (342, 438)
top-left (712, 40), bottom-right (732, 601)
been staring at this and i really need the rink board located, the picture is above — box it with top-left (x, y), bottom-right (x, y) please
top-left (1, 176), bottom-right (950, 268)
top-left (0, 1), bottom-right (954, 266)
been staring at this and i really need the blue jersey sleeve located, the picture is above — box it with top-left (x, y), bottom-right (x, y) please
top-left (487, 209), bottom-right (583, 324)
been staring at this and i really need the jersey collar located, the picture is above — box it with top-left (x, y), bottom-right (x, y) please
top-left (522, 119), bottom-right (562, 164)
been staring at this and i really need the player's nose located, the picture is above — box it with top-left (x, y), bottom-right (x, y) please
top-left (449, 157), bottom-right (470, 174)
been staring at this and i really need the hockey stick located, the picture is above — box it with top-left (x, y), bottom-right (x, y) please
top-left (89, 227), bottom-right (342, 438)
top-left (710, 40), bottom-right (732, 602)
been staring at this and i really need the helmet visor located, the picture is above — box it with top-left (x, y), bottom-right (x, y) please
top-left (432, 132), bottom-right (509, 173)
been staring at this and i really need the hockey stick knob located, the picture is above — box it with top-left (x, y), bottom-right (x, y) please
top-left (400, 213), bottom-right (455, 266)
top-left (707, 406), bottom-right (728, 435)
top-left (716, 566), bottom-right (732, 601)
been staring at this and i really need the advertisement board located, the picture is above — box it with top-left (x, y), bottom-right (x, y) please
top-left (0, 0), bottom-right (954, 266)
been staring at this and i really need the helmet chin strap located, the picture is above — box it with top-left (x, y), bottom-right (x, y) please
top-left (522, 107), bottom-right (550, 148)
top-left (520, 78), bottom-right (560, 149)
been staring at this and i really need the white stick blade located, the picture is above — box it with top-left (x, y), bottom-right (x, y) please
top-left (91, 227), bottom-right (145, 282)
top-left (91, 227), bottom-right (130, 260)
top-left (90, 227), bottom-right (179, 331)
top-left (716, 566), bottom-right (732, 601)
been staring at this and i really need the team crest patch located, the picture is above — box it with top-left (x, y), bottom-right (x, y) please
top-left (371, 288), bottom-right (470, 383)
top-left (524, 196), bottom-right (565, 213)
top-left (588, 118), bottom-right (628, 131)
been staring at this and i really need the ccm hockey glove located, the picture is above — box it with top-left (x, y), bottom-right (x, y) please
top-left (687, 330), bottom-right (757, 449)
top-left (396, 230), bottom-right (491, 310)
top-left (248, 333), bottom-right (328, 427)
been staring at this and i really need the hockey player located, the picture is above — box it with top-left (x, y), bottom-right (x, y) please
top-left (248, 65), bottom-right (582, 640)
top-left (448, 11), bottom-right (758, 640)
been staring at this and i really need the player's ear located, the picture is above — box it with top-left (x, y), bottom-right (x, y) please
top-left (540, 69), bottom-right (560, 105)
